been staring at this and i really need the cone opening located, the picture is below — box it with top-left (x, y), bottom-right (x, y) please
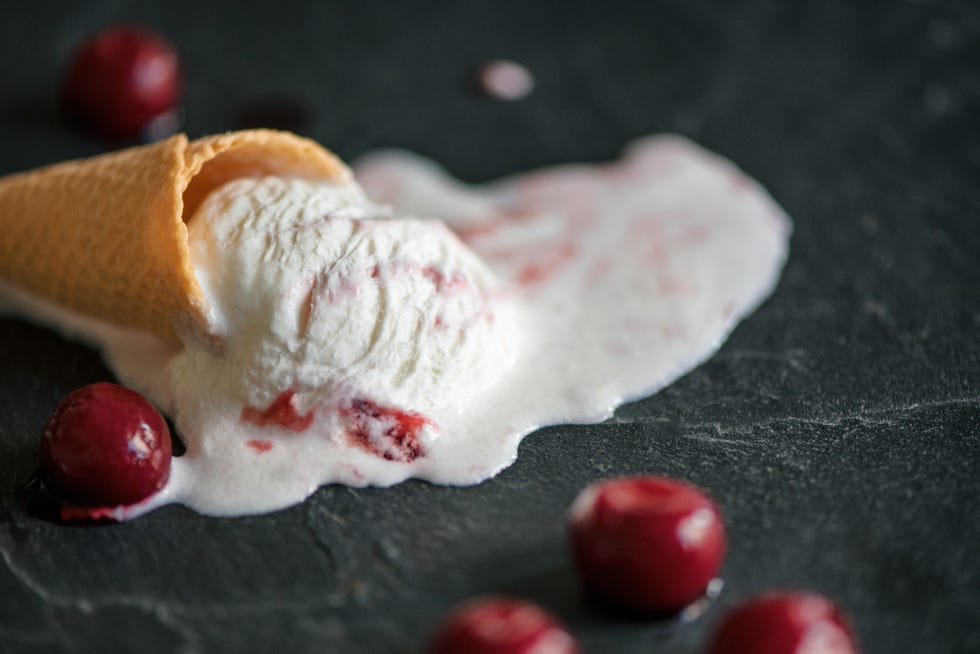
top-left (171, 130), bottom-right (350, 346)
top-left (180, 130), bottom-right (350, 224)
top-left (0, 130), bottom-right (348, 348)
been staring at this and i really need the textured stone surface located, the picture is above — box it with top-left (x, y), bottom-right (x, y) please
top-left (0, 1), bottom-right (978, 652)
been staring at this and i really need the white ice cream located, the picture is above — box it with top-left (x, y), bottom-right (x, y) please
top-left (180, 176), bottom-right (515, 427)
top-left (147, 176), bottom-right (519, 514)
top-left (0, 135), bottom-right (791, 518)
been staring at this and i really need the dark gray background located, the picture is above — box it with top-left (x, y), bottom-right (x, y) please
top-left (1, 1), bottom-right (978, 652)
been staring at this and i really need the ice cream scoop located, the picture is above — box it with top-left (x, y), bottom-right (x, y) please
top-left (177, 174), bottom-right (516, 439)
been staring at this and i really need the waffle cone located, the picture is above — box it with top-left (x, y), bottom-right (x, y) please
top-left (0, 129), bottom-right (349, 345)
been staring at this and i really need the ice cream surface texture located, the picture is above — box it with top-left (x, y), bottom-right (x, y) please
top-left (157, 175), bottom-right (517, 513)
top-left (0, 134), bottom-right (790, 517)
top-left (184, 176), bottom-right (513, 419)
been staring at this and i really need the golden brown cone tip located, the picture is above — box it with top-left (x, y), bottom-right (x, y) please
top-left (0, 129), bottom-right (351, 348)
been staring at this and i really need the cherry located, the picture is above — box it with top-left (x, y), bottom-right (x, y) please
top-left (39, 382), bottom-right (172, 507)
top-left (63, 25), bottom-right (182, 138)
top-left (567, 476), bottom-right (726, 614)
top-left (706, 591), bottom-right (860, 654)
top-left (430, 596), bottom-right (580, 654)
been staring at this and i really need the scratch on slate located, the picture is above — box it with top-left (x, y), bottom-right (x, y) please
top-left (679, 422), bottom-right (755, 447)
top-left (601, 396), bottom-right (978, 442)
top-left (300, 503), bottom-right (340, 573)
top-left (717, 347), bottom-right (812, 372)
top-left (0, 533), bottom-right (356, 630)
top-left (0, 541), bottom-right (202, 653)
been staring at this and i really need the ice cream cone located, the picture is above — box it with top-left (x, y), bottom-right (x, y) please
top-left (0, 129), bottom-right (350, 346)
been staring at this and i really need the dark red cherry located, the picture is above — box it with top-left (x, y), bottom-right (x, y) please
top-left (706, 591), bottom-right (860, 654)
top-left (430, 596), bottom-right (580, 654)
top-left (39, 382), bottom-right (172, 507)
top-left (568, 476), bottom-right (726, 614)
top-left (63, 25), bottom-right (182, 138)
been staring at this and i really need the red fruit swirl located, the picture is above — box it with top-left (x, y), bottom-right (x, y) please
top-left (241, 389), bottom-right (315, 432)
top-left (341, 397), bottom-right (431, 463)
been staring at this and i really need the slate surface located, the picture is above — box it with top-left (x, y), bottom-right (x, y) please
top-left (0, 1), bottom-right (978, 652)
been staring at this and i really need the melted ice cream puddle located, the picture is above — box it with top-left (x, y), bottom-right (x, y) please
top-left (1, 135), bottom-right (790, 517)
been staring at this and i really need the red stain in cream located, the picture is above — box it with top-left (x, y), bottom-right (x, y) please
top-left (57, 492), bottom-right (157, 523)
top-left (423, 266), bottom-right (468, 293)
top-left (246, 439), bottom-right (274, 453)
top-left (585, 256), bottom-right (612, 289)
top-left (680, 224), bottom-right (710, 245)
top-left (646, 241), bottom-right (669, 266)
top-left (658, 276), bottom-right (697, 296)
top-left (241, 390), bottom-right (315, 432)
top-left (59, 504), bottom-right (122, 522)
top-left (324, 273), bottom-right (362, 304)
top-left (517, 241), bottom-right (576, 285)
top-left (454, 221), bottom-right (504, 243)
top-left (341, 398), bottom-right (432, 463)
top-left (726, 169), bottom-right (752, 192)
top-left (345, 465), bottom-right (366, 482)
top-left (452, 204), bottom-right (542, 244)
